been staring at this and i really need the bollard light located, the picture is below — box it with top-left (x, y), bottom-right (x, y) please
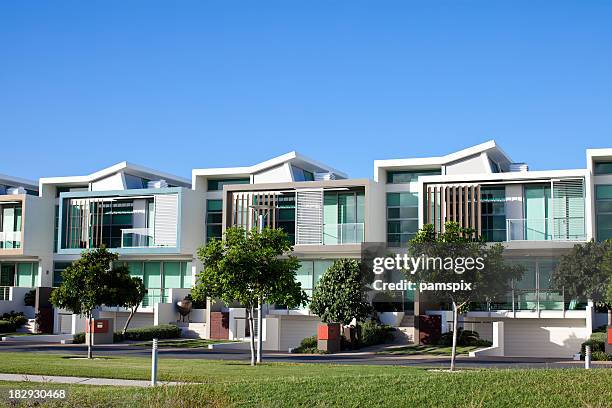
top-left (151, 338), bottom-right (158, 386)
top-left (585, 345), bottom-right (591, 370)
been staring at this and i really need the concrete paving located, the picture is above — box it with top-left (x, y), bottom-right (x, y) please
top-left (0, 373), bottom-right (180, 387)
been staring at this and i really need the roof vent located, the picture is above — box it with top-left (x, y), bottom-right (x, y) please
top-left (509, 163), bottom-right (529, 172)
top-left (147, 179), bottom-right (168, 189)
top-left (314, 172), bottom-right (336, 181)
top-left (6, 186), bottom-right (27, 195)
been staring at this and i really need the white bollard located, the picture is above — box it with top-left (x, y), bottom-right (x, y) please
top-left (151, 338), bottom-right (158, 386)
top-left (585, 345), bottom-right (591, 370)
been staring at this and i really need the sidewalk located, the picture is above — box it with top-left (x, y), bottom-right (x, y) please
top-left (0, 373), bottom-right (183, 387)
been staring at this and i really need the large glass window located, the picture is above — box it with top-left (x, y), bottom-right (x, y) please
top-left (206, 199), bottom-right (223, 242)
top-left (480, 187), bottom-right (506, 242)
top-left (596, 185), bottom-right (612, 241)
top-left (125, 260), bottom-right (192, 306)
top-left (386, 169), bottom-right (441, 184)
top-left (386, 192), bottom-right (418, 247)
top-left (0, 205), bottom-right (22, 249)
top-left (53, 262), bottom-right (72, 287)
top-left (16, 262), bottom-right (38, 287)
top-left (207, 178), bottom-right (250, 191)
top-left (276, 194), bottom-right (296, 244)
top-left (594, 162), bottom-right (612, 175)
top-left (323, 191), bottom-right (365, 244)
top-left (294, 260), bottom-right (335, 306)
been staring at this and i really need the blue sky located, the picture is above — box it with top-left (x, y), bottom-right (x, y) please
top-left (1, 1), bottom-right (611, 181)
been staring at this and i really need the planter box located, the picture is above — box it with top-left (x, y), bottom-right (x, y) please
top-left (379, 311), bottom-right (405, 327)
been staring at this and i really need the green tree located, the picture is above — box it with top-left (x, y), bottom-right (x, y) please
top-left (50, 247), bottom-right (131, 359)
top-left (113, 275), bottom-right (146, 336)
top-left (408, 222), bottom-right (523, 371)
top-left (194, 226), bottom-right (307, 366)
top-left (310, 259), bottom-right (372, 325)
top-left (551, 240), bottom-right (612, 325)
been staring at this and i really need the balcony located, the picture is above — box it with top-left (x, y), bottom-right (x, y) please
top-left (0, 286), bottom-right (9, 301)
top-left (323, 223), bottom-right (365, 245)
top-left (506, 217), bottom-right (586, 241)
top-left (0, 231), bottom-right (21, 249)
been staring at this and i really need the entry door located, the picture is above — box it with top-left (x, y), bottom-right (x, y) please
top-left (0, 263), bottom-right (16, 286)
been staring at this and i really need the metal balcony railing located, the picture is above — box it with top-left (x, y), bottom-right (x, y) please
top-left (506, 217), bottom-right (586, 241)
top-left (0, 231), bottom-right (21, 249)
top-left (323, 223), bottom-right (365, 244)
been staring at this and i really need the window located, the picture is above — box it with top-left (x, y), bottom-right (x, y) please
top-left (292, 166), bottom-right (315, 182)
top-left (386, 169), bottom-right (441, 184)
top-left (53, 262), bottom-right (72, 287)
top-left (596, 185), bottom-right (612, 241)
top-left (124, 260), bottom-right (193, 306)
top-left (0, 205), bottom-right (22, 249)
top-left (480, 187), bottom-right (506, 242)
top-left (206, 199), bottom-right (223, 242)
top-left (323, 191), bottom-right (365, 244)
top-left (295, 260), bottom-right (334, 306)
top-left (386, 192), bottom-right (418, 247)
top-left (276, 194), bottom-right (296, 244)
top-left (207, 178), bottom-right (249, 191)
top-left (594, 162), bottom-right (612, 175)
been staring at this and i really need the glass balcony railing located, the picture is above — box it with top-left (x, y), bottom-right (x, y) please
top-left (323, 223), bottom-right (365, 244)
top-left (0, 231), bottom-right (21, 249)
top-left (121, 228), bottom-right (157, 248)
top-left (506, 217), bottom-right (586, 241)
top-left (470, 289), bottom-right (587, 312)
top-left (141, 288), bottom-right (167, 307)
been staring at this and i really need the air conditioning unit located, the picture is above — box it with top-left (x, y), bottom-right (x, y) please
top-left (6, 186), bottom-right (26, 195)
top-left (147, 179), bottom-right (168, 189)
top-left (509, 163), bottom-right (529, 172)
top-left (314, 172), bottom-right (336, 181)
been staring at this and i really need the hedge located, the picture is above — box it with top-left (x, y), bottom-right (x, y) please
top-left (0, 320), bottom-right (16, 333)
top-left (73, 324), bottom-right (181, 344)
top-left (580, 332), bottom-right (610, 360)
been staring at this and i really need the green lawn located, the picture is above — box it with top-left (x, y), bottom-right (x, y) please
top-left (378, 344), bottom-right (482, 356)
top-left (132, 339), bottom-right (237, 348)
top-left (0, 353), bottom-right (610, 407)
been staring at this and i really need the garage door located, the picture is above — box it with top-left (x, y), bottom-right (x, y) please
top-left (503, 318), bottom-right (588, 358)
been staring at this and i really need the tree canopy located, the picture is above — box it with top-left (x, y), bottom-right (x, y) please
top-left (310, 258), bottom-right (372, 325)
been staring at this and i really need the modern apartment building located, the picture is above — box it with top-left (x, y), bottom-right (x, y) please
top-left (1, 141), bottom-right (611, 358)
top-left (38, 162), bottom-right (203, 334)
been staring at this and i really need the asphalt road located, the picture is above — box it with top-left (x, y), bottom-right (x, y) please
top-left (1, 340), bottom-right (611, 369)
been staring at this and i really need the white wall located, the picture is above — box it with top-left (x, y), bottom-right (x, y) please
top-left (179, 189), bottom-right (205, 255)
top-left (90, 173), bottom-right (125, 191)
top-left (445, 153), bottom-right (491, 175)
top-left (253, 164), bottom-right (292, 183)
top-left (503, 318), bottom-right (589, 358)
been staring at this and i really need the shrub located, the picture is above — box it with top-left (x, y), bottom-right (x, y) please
top-left (72, 324), bottom-right (180, 345)
top-left (0, 320), bottom-right (16, 333)
top-left (1, 311), bottom-right (27, 328)
top-left (122, 324), bottom-right (181, 341)
top-left (359, 320), bottom-right (395, 347)
top-left (593, 325), bottom-right (607, 333)
top-left (24, 290), bottom-right (36, 307)
top-left (580, 333), bottom-right (606, 358)
top-left (437, 328), bottom-right (492, 347)
top-left (292, 336), bottom-right (326, 354)
top-left (591, 351), bottom-right (611, 361)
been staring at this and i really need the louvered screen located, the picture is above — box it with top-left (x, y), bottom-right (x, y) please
top-left (296, 189), bottom-right (323, 245)
top-left (154, 194), bottom-right (178, 247)
top-left (552, 178), bottom-right (585, 240)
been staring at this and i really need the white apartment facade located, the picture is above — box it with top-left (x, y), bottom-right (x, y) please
top-left (1, 141), bottom-right (611, 357)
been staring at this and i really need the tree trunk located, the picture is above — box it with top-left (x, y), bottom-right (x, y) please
top-left (257, 297), bottom-right (263, 364)
top-left (608, 308), bottom-right (611, 327)
top-left (248, 306), bottom-right (256, 366)
top-left (87, 312), bottom-right (93, 359)
top-left (122, 305), bottom-right (138, 336)
top-left (450, 302), bottom-right (458, 372)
